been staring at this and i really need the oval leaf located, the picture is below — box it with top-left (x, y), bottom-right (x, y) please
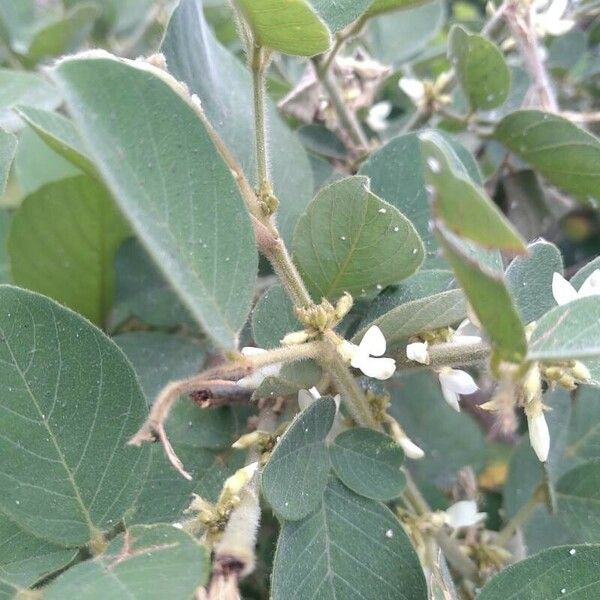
top-left (293, 176), bottom-right (425, 301)
top-left (261, 397), bottom-right (336, 520)
top-left (310, 0), bottom-right (372, 31)
top-left (52, 53), bottom-right (258, 349)
top-left (272, 477), bottom-right (427, 599)
top-left (0, 285), bottom-right (150, 546)
top-left (0, 128), bottom-right (16, 196)
top-left (330, 428), bottom-right (406, 500)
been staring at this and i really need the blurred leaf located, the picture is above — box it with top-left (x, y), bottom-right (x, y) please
top-left (528, 296), bottom-right (600, 362)
top-left (0, 209), bottom-right (9, 283)
top-left (272, 477), bottom-right (427, 599)
top-left (570, 256), bottom-right (600, 289)
top-left (420, 131), bottom-right (526, 253)
top-left (9, 175), bottom-right (130, 325)
top-left (0, 513), bottom-right (77, 589)
top-left (368, 0), bottom-right (444, 65)
top-left (293, 176), bottom-right (424, 301)
top-left (0, 69), bottom-right (61, 132)
top-left (437, 226), bottom-right (527, 363)
top-left (262, 397), bottom-right (336, 520)
top-left (234, 0), bottom-right (330, 56)
top-left (53, 54), bottom-right (258, 349)
top-left (17, 106), bottom-right (97, 178)
top-left (298, 124), bottom-right (347, 160)
top-left (0, 285), bottom-right (149, 547)
top-left (494, 110), bottom-right (600, 202)
top-left (330, 428), bottom-right (406, 500)
top-left (556, 460), bottom-right (600, 542)
top-left (162, 0), bottom-right (315, 245)
top-left (310, 0), bottom-right (372, 31)
top-left (252, 284), bottom-right (299, 349)
top-left (566, 386), bottom-right (600, 465)
top-left (448, 25), bottom-right (510, 110)
top-left (479, 545), bottom-right (600, 600)
top-left (505, 240), bottom-right (563, 324)
top-left (390, 372), bottom-right (486, 484)
top-left (43, 525), bottom-right (209, 600)
top-left (0, 129), bottom-right (16, 196)
top-left (367, 0), bottom-right (432, 17)
top-left (109, 239), bottom-right (195, 331)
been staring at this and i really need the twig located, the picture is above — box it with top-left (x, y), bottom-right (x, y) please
top-left (395, 341), bottom-right (490, 371)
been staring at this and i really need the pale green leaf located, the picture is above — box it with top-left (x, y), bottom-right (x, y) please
top-left (52, 54), bottom-right (258, 349)
top-left (528, 296), bottom-right (600, 362)
top-left (556, 460), bottom-right (600, 542)
top-left (234, 0), bottom-right (330, 56)
top-left (420, 131), bottom-right (526, 253)
top-left (494, 110), bottom-right (600, 202)
top-left (505, 240), bottom-right (563, 324)
top-left (252, 284), bottom-right (299, 349)
top-left (479, 545), bottom-right (600, 600)
top-left (448, 25), bottom-right (510, 110)
top-left (0, 285), bottom-right (150, 547)
top-left (0, 129), bottom-right (16, 196)
top-left (367, 0), bottom-right (431, 17)
top-left (310, 0), bottom-right (372, 31)
top-left (161, 0), bottom-right (315, 245)
top-left (252, 361), bottom-right (322, 400)
top-left (262, 397), bottom-right (336, 520)
top-left (437, 226), bottom-right (527, 362)
top-left (9, 175), bottom-right (130, 325)
top-left (272, 477), bottom-right (427, 600)
top-left (293, 176), bottom-right (424, 301)
top-left (43, 525), bottom-right (209, 600)
top-left (0, 514), bottom-right (76, 589)
top-left (0, 210), bottom-right (10, 283)
top-left (330, 428), bottom-right (406, 500)
top-left (571, 256), bottom-right (600, 289)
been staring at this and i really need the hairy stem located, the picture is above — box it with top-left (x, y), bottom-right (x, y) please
top-left (251, 46), bottom-right (270, 190)
top-left (395, 341), bottom-right (490, 371)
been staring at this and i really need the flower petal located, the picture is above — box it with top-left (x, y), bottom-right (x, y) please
top-left (399, 77), bottom-right (425, 102)
top-left (438, 369), bottom-right (479, 395)
top-left (445, 500), bottom-right (486, 529)
top-left (399, 437), bottom-right (425, 459)
top-left (359, 325), bottom-right (387, 357)
top-left (578, 269), bottom-right (600, 298)
top-left (440, 383), bottom-right (461, 412)
top-left (241, 346), bottom-right (267, 357)
top-left (527, 411), bottom-right (550, 462)
top-left (406, 342), bottom-right (430, 365)
top-left (552, 272), bottom-right (578, 306)
top-left (237, 371), bottom-right (267, 390)
top-left (356, 355), bottom-right (396, 380)
top-left (297, 389), bottom-right (315, 410)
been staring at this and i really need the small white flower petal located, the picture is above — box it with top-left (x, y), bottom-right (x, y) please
top-left (241, 346), bottom-right (267, 358)
top-left (441, 385), bottom-right (461, 412)
top-left (439, 369), bottom-right (479, 395)
top-left (237, 371), bottom-right (267, 390)
top-left (399, 437), bottom-right (425, 459)
top-left (298, 389), bottom-right (315, 410)
top-left (338, 339), bottom-right (359, 364)
top-left (356, 355), bottom-right (396, 380)
top-left (406, 342), bottom-right (430, 365)
top-left (366, 101), bottom-right (391, 132)
top-left (261, 363), bottom-right (281, 378)
top-left (308, 387), bottom-right (321, 399)
top-left (528, 411), bottom-right (550, 462)
top-left (445, 500), bottom-right (486, 529)
top-left (359, 325), bottom-right (387, 357)
top-left (399, 77), bottom-right (425, 102)
top-left (552, 272), bottom-right (578, 306)
top-left (453, 335), bottom-right (482, 345)
top-left (350, 345), bottom-right (370, 369)
top-left (455, 318), bottom-right (481, 339)
top-left (578, 269), bottom-right (600, 298)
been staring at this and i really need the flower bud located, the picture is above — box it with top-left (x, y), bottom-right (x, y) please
top-left (280, 330), bottom-right (309, 346)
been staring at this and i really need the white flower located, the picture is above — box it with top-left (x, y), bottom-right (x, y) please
top-left (438, 367), bottom-right (478, 411)
top-left (406, 341), bottom-right (430, 365)
top-left (454, 319), bottom-right (483, 345)
top-left (527, 409), bottom-right (550, 462)
top-left (445, 500), bottom-right (486, 529)
top-left (366, 101), bottom-right (391, 132)
top-left (552, 270), bottom-right (600, 306)
top-left (398, 436), bottom-right (425, 459)
top-left (533, 0), bottom-right (574, 36)
top-left (237, 347), bottom-right (281, 389)
top-left (399, 77), bottom-right (425, 105)
top-left (339, 326), bottom-right (396, 380)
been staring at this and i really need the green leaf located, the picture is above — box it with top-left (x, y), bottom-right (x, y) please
top-left (9, 175), bottom-right (130, 325)
top-left (17, 105), bottom-right (97, 178)
top-left (359, 131), bottom-right (482, 268)
top-left (420, 131), bottom-right (526, 253)
top-left (448, 25), bottom-right (510, 110)
top-left (390, 372), bottom-right (486, 483)
top-left (565, 385), bottom-right (600, 466)
top-left (479, 545), bottom-right (600, 600)
top-left (252, 361), bottom-right (322, 400)
top-left (262, 397), bottom-right (336, 520)
top-left (571, 256), bottom-right (600, 289)
top-left (161, 0), bottom-right (315, 245)
top-left (310, 0), bottom-right (372, 31)
top-left (528, 296), bottom-right (600, 362)
top-left (367, 0), bottom-right (432, 17)
top-left (0, 68), bottom-right (61, 132)
top-left (353, 289), bottom-right (466, 348)
top-left (272, 477), bottom-right (427, 599)
top-left (494, 110), bottom-right (600, 202)
top-left (505, 240), bottom-right (563, 324)
top-left (109, 239), bottom-right (194, 331)
top-left (0, 209), bottom-right (10, 283)
top-left (437, 227), bottom-right (527, 362)
top-left (556, 460), bottom-right (600, 542)
top-left (0, 128), bottom-right (16, 196)
top-left (234, 0), bottom-right (330, 56)
top-left (329, 428), bottom-right (406, 500)
top-left (43, 525), bottom-right (209, 600)
top-left (293, 176), bottom-right (424, 301)
top-left (0, 285), bottom-right (150, 547)
top-left (52, 54), bottom-right (258, 349)
top-left (252, 284), bottom-right (299, 349)
top-left (0, 513), bottom-right (77, 589)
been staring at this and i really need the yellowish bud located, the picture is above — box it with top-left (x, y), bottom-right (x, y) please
top-left (334, 292), bottom-right (354, 320)
top-left (280, 330), bottom-right (310, 346)
top-left (570, 361), bottom-right (591, 383)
